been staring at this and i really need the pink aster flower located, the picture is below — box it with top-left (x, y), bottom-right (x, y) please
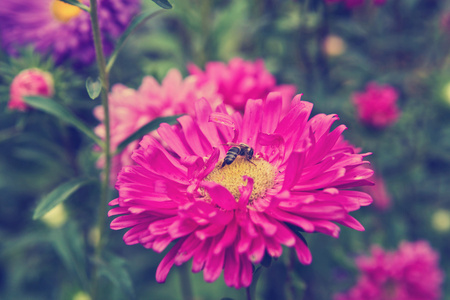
top-left (8, 68), bottom-right (55, 111)
top-left (335, 241), bottom-right (444, 300)
top-left (0, 0), bottom-right (140, 66)
top-left (109, 91), bottom-right (374, 288)
top-left (188, 58), bottom-right (296, 113)
top-left (352, 82), bottom-right (400, 128)
top-left (94, 69), bottom-right (222, 184)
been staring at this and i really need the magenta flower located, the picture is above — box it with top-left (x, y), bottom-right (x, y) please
top-left (0, 0), bottom-right (140, 66)
top-left (9, 68), bottom-right (54, 111)
top-left (188, 58), bottom-right (296, 113)
top-left (352, 82), bottom-right (400, 128)
top-left (94, 69), bottom-right (222, 184)
top-left (109, 92), bottom-right (373, 288)
top-left (335, 241), bottom-right (444, 300)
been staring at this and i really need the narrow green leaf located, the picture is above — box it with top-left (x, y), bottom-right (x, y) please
top-left (52, 223), bottom-right (89, 290)
top-left (86, 77), bottom-right (102, 99)
top-left (97, 253), bottom-right (134, 298)
top-left (33, 178), bottom-right (95, 220)
top-left (106, 8), bottom-right (166, 72)
top-left (23, 96), bottom-right (104, 147)
top-left (152, 0), bottom-right (172, 9)
top-left (59, 0), bottom-right (90, 12)
top-left (115, 114), bottom-right (182, 154)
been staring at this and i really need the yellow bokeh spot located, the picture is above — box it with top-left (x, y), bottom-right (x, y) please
top-left (323, 35), bottom-right (346, 57)
top-left (431, 210), bottom-right (450, 232)
top-left (88, 226), bottom-right (101, 247)
top-left (51, 0), bottom-right (82, 23)
top-left (204, 156), bottom-right (276, 202)
top-left (443, 82), bottom-right (450, 105)
top-left (41, 203), bottom-right (68, 228)
top-left (73, 291), bottom-right (91, 300)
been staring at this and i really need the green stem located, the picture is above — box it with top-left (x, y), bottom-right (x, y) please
top-left (178, 264), bottom-right (194, 300)
top-left (89, 0), bottom-right (111, 298)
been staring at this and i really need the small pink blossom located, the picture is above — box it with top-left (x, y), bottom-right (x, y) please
top-left (335, 241), bottom-right (444, 300)
top-left (8, 68), bottom-right (54, 111)
top-left (352, 82), bottom-right (400, 128)
top-left (188, 57), bottom-right (296, 113)
top-left (94, 69), bottom-right (222, 184)
top-left (109, 92), bottom-right (373, 288)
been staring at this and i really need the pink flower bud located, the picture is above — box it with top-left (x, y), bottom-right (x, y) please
top-left (9, 68), bottom-right (54, 111)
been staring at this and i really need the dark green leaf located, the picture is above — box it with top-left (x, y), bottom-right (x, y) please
top-left (106, 8), bottom-right (166, 72)
top-left (97, 253), bottom-right (134, 298)
top-left (59, 0), bottom-right (90, 12)
top-left (86, 77), bottom-right (102, 99)
top-left (115, 114), bottom-right (182, 154)
top-left (33, 178), bottom-right (95, 220)
top-left (52, 222), bottom-right (89, 290)
top-left (23, 96), bottom-right (104, 146)
top-left (248, 266), bottom-right (264, 300)
top-left (152, 0), bottom-right (172, 9)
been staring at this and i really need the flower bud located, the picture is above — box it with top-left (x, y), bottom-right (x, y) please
top-left (9, 68), bottom-right (54, 111)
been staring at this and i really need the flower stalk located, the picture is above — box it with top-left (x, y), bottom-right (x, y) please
top-left (88, 0), bottom-right (111, 297)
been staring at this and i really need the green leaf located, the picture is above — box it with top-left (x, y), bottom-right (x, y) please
top-left (51, 222), bottom-right (89, 290)
top-left (86, 77), bottom-right (102, 99)
top-left (97, 253), bottom-right (134, 298)
top-left (115, 114), bottom-right (182, 154)
top-left (59, 0), bottom-right (90, 12)
top-left (23, 96), bottom-right (104, 147)
top-left (33, 178), bottom-right (95, 220)
top-left (152, 0), bottom-right (172, 9)
top-left (106, 8), bottom-right (166, 72)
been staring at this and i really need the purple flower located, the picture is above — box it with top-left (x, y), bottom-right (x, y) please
top-left (0, 0), bottom-right (140, 66)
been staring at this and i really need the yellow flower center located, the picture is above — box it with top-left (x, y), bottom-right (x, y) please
top-left (204, 156), bottom-right (277, 202)
top-left (51, 0), bottom-right (82, 23)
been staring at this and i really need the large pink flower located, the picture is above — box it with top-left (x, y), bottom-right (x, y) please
top-left (352, 82), bottom-right (400, 128)
top-left (94, 69), bottom-right (221, 183)
top-left (335, 241), bottom-right (444, 300)
top-left (9, 68), bottom-right (54, 111)
top-left (188, 57), bottom-right (296, 113)
top-left (109, 92), bottom-right (373, 288)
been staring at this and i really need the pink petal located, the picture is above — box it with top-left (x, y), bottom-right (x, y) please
top-left (155, 239), bottom-right (184, 282)
top-left (200, 181), bottom-right (237, 210)
top-left (262, 92), bottom-right (282, 134)
top-left (241, 99), bottom-right (263, 147)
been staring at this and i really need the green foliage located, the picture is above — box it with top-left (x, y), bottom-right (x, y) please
top-left (33, 178), bottom-right (96, 220)
top-left (23, 96), bottom-right (103, 146)
top-left (85, 77), bottom-right (102, 100)
top-left (151, 0), bottom-right (172, 10)
top-left (115, 114), bottom-right (182, 154)
top-left (59, 0), bottom-right (90, 12)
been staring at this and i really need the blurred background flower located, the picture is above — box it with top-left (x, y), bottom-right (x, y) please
top-left (335, 241), bottom-right (444, 300)
top-left (351, 82), bottom-right (401, 129)
top-left (0, 0), bottom-right (140, 66)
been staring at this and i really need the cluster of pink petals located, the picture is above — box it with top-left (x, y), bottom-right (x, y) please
top-left (109, 92), bottom-right (373, 288)
top-left (325, 0), bottom-right (386, 8)
top-left (9, 68), bottom-right (54, 111)
top-left (335, 241), bottom-right (444, 300)
top-left (188, 58), bottom-right (296, 113)
top-left (352, 82), bottom-right (400, 128)
top-left (94, 69), bottom-right (221, 183)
